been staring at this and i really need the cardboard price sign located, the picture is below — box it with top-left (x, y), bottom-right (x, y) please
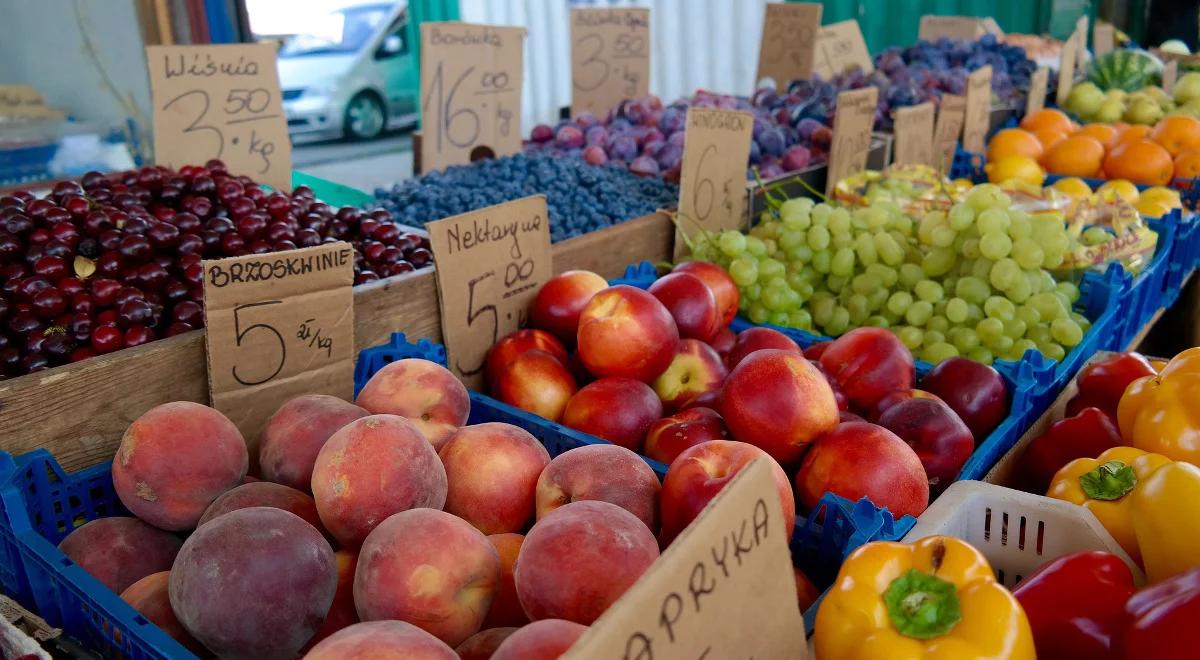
top-left (919, 15), bottom-right (987, 41)
top-left (813, 20), bottom-right (873, 79)
top-left (570, 8), bottom-right (650, 117)
top-left (933, 93), bottom-right (966, 172)
top-left (202, 242), bottom-right (355, 452)
top-left (826, 87), bottom-right (877, 195)
top-left (676, 108), bottom-right (754, 258)
top-left (420, 23), bottom-right (525, 173)
top-left (146, 44), bottom-right (291, 192)
top-left (963, 65), bottom-right (992, 154)
top-left (563, 458), bottom-right (806, 659)
top-left (1027, 66), bottom-right (1049, 116)
top-left (1056, 36), bottom-right (1078, 108)
top-left (427, 196), bottom-right (553, 390)
top-left (892, 102), bottom-right (935, 166)
top-left (1094, 23), bottom-right (1114, 57)
top-left (1075, 15), bottom-right (1089, 74)
top-left (1164, 60), bottom-right (1179, 94)
top-left (755, 2), bottom-right (822, 91)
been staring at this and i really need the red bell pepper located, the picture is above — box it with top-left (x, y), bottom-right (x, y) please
top-left (1065, 352), bottom-right (1156, 421)
top-left (1012, 550), bottom-right (1136, 660)
top-left (1019, 407), bottom-right (1124, 493)
top-left (1122, 566), bottom-right (1200, 660)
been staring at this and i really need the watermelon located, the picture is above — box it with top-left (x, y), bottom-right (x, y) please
top-left (1087, 50), bottom-right (1164, 92)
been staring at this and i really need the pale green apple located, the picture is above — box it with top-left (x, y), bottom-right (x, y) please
top-left (1161, 39), bottom-right (1191, 55)
top-left (1140, 85), bottom-right (1172, 108)
top-left (1067, 83), bottom-right (1106, 118)
top-left (1124, 98), bottom-right (1165, 125)
top-left (1105, 89), bottom-right (1128, 102)
top-left (1095, 98), bottom-right (1126, 123)
top-left (1174, 73), bottom-right (1200, 105)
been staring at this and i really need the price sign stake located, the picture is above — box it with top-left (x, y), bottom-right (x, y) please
top-left (826, 87), bottom-right (877, 195)
top-left (147, 44), bottom-right (291, 191)
top-left (1026, 67), bottom-right (1049, 117)
top-left (202, 241), bottom-right (355, 455)
top-left (420, 23), bottom-right (525, 173)
top-left (1164, 60), bottom-right (1179, 94)
top-left (813, 20), bottom-right (873, 79)
top-left (892, 103), bottom-right (935, 166)
top-left (676, 108), bottom-right (754, 258)
top-left (571, 8), bottom-right (650, 117)
top-left (755, 3), bottom-right (822, 91)
top-left (427, 196), bottom-right (553, 390)
top-left (933, 93), bottom-right (966, 173)
top-left (963, 65), bottom-right (992, 154)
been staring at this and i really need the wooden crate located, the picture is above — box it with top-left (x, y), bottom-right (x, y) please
top-left (0, 212), bottom-right (674, 472)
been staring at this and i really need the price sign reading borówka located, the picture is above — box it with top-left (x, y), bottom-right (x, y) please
top-left (147, 44), bottom-right (291, 191)
top-left (676, 107), bottom-right (754, 258)
top-left (427, 196), bottom-right (553, 390)
top-left (202, 242), bottom-right (355, 454)
top-left (571, 7), bottom-right (651, 117)
top-left (420, 23), bottom-right (525, 172)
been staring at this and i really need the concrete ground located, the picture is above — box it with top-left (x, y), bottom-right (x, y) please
top-left (292, 131), bottom-right (414, 193)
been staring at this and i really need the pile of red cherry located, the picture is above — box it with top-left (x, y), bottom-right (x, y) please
top-left (0, 160), bottom-right (431, 379)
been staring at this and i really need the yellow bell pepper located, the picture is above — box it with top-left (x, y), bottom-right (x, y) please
top-left (1046, 446), bottom-right (1171, 566)
top-left (814, 535), bottom-right (1034, 660)
top-left (1117, 347), bottom-right (1200, 465)
top-left (1131, 461), bottom-right (1200, 583)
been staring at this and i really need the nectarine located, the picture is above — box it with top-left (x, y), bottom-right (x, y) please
top-left (561, 377), bottom-right (662, 451)
top-left (794, 421), bottom-right (929, 518)
top-left (355, 358), bottom-right (470, 449)
top-left (531, 270), bottom-right (609, 346)
top-left (577, 285), bottom-right (679, 382)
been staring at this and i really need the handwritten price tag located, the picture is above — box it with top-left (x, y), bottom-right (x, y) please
top-left (202, 242), bottom-right (355, 452)
top-left (813, 20), bottom-right (873, 79)
top-left (963, 65), bottom-right (992, 154)
top-left (892, 103), bottom-right (935, 166)
top-left (427, 195), bottom-right (553, 390)
top-left (827, 87), bottom-right (878, 195)
top-left (919, 15), bottom-right (987, 41)
top-left (755, 2), bottom-right (822, 91)
top-left (1094, 23), bottom-right (1114, 57)
top-left (563, 458), bottom-right (807, 659)
top-left (1027, 67), bottom-right (1049, 117)
top-left (420, 23), bottom-right (525, 173)
top-left (146, 44), bottom-right (291, 191)
top-left (933, 94), bottom-right (966, 173)
top-left (571, 8), bottom-right (650, 117)
top-left (676, 108), bottom-right (754, 258)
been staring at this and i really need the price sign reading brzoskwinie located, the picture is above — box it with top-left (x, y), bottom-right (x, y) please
top-left (202, 241), bottom-right (355, 453)
top-left (146, 44), bottom-right (292, 192)
top-left (420, 22), bottom-right (525, 173)
top-left (827, 87), bottom-right (877, 195)
top-left (427, 196), bottom-right (553, 390)
top-left (676, 108), bottom-right (754, 258)
top-left (571, 8), bottom-right (650, 117)
top-left (755, 2), bottom-right (822, 91)
top-left (963, 65), bottom-right (992, 154)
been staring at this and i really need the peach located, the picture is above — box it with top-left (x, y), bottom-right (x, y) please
top-left (112, 401), bottom-right (247, 531)
top-left (819, 327), bottom-right (915, 411)
top-left (305, 550), bottom-right (360, 649)
top-left (170, 507), bottom-right (336, 658)
top-left (659, 440), bottom-right (795, 545)
top-left (536, 444), bottom-right (661, 531)
top-left (491, 619), bottom-right (588, 660)
top-left (311, 415), bottom-right (447, 547)
top-left (457, 627), bottom-right (518, 660)
top-left (492, 350), bottom-right (578, 422)
top-left (486, 329), bottom-right (570, 384)
top-left (577, 285), bottom-right (679, 382)
top-left (440, 423), bottom-right (551, 534)
top-left (721, 349), bottom-right (839, 464)
top-left (484, 534), bottom-right (528, 628)
top-left (258, 394), bottom-right (368, 491)
top-left (652, 339), bottom-right (728, 411)
top-left (531, 270), bottom-right (609, 346)
top-left (304, 620), bottom-right (457, 659)
top-left (795, 421), bottom-right (930, 518)
top-left (356, 358), bottom-right (470, 449)
top-left (648, 272), bottom-right (722, 342)
top-left (120, 572), bottom-right (204, 654)
top-left (673, 260), bottom-right (740, 326)
top-left (644, 407), bottom-right (729, 465)
top-left (515, 501), bottom-right (659, 624)
top-left (196, 481), bottom-right (323, 532)
top-left (58, 517), bottom-right (181, 594)
top-left (562, 377), bottom-right (662, 451)
top-left (725, 327), bottom-right (801, 369)
top-left (709, 326), bottom-right (737, 360)
top-left (355, 508), bottom-right (501, 646)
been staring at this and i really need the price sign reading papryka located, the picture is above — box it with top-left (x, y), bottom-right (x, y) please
top-left (962, 65), bottom-right (992, 154)
top-left (420, 22), bottom-right (525, 173)
top-left (571, 8), bottom-right (650, 117)
top-left (827, 87), bottom-right (878, 195)
top-left (146, 44), bottom-right (291, 192)
top-left (892, 102), bottom-right (935, 167)
top-left (813, 19), bottom-right (873, 79)
top-left (755, 2), bottom-right (822, 91)
top-left (676, 108), bottom-right (754, 258)
top-left (427, 196), bottom-right (553, 390)
top-left (202, 241), bottom-right (355, 452)
top-left (933, 93), bottom-right (966, 172)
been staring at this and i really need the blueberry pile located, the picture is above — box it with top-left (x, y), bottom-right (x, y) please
top-left (374, 152), bottom-right (678, 241)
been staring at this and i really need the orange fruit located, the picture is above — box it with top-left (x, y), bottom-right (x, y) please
top-left (1103, 139), bottom-right (1175, 186)
top-left (1040, 135), bottom-right (1106, 177)
top-left (1173, 150), bottom-right (1200, 179)
top-left (987, 128), bottom-right (1044, 162)
top-left (1075, 123), bottom-right (1120, 149)
top-left (1117, 124), bottom-right (1152, 144)
top-left (1033, 128), bottom-right (1069, 151)
top-left (1149, 115), bottom-right (1200, 157)
top-left (1021, 108), bottom-right (1076, 134)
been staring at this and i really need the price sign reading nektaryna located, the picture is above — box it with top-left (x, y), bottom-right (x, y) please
top-left (147, 44), bottom-right (291, 192)
top-left (427, 196), bottom-right (553, 390)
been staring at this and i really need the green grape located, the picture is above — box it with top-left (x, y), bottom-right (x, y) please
top-left (812, 249), bottom-right (832, 273)
top-left (866, 207), bottom-right (890, 230)
top-left (748, 303), bottom-right (770, 324)
top-left (750, 224), bottom-right (772, 239)
top-left (865, 263), bottom-right (898, 287)
top-left (1057, 281), bottom-right (1080, 303)
top-left (789, 309), bottom-right (813, 329)
top-left (867, 287), bottom-right (890, 312)
top-left (966, 303), bottom-right (985, 324)
top-left (905, 300), bottom-right (934, 326)
top-left (980, 232), bottom-right (1013, 260)
top-left (781, 200), bottom-right (813, 228)
top-left (948, 203), bottom-right (975, 231)
top-left (832, 233), bottom-right (855, 250)
top-left (850, 208), bottom-right (871, 230)
top-left (759, 258), bottom-right (786, 280)
top-left (967, 346), bottom-right (995, 364)
top-left (952, 328), bottom-right (981, 353)
top-left (1083, 227), bottom-right (1112, 246)
top-left (922, 329), bottom-right (946, 348)
top-left (922, 247), bottom-right (957, 277)
top-left (779, 228), bottom-right (807, 252)
top-left (977, 318), bottom-right (1005, 342)
top-left (831, 247), bottom-right (856, 277)
top-left (1013, 338), bottom-right (1038, 357)
top-left (786, 243), bottom-right (814, 262)
top-left (830, 208), bottom-right (852, 233)
top-left (811, 204), bottom-right (832, 226)
top-left (1036, 271), bottom-right (1057, 293)
top-left (927, 315), bottom-right (950, 334)
top-left (1027, 325), bottom-right (1053, 346)
top-left (1016, 305), bottom-right (1041, 327)
top-left (854, 233), bottom-right (879, 265)
top-left (812, 296), bottom-right (836, 326)
top-left (961, 238), bottom-right (982, 260)
top-left (761, 286), bottom-right (786, 311)
top-left (918, 212), bottom-right (944, 245)
top-left (915, 280), bottom-right (945, 303)
top-left (718, 231), bottom-right (747, 257)
top-left (765, 275), bottom-right (789, 291)
top-left (1070, 312), bottom-right (1091, 332)
top-left (1007, 215), bottom-right (1032, 240)
top-left (1053, 290), bottom-right (1072, 311)
top-left (767, 310), bottom-right (788, 326)
top-left (955, 277), bottom-right (990, 305)
top-left (1003, 318), bottom-right (1027, 339)
top-left (989, 258), bottom-right (1021, 291)
top-left (1012, 238), bottom-right (1044, 270)
top-left (977, 208), bottom-right (1010, 235)
top-left (728, 258), bottom-right (758, 286)
top-left (848, 294), bottom-right (870, 324)
top-left (923, 342), bottom-right (960, 363)
top-left (787, 271), bottom-right (808, 290)
top-left (1044, 232), bottom-right (1069, 257)
top-left (742, 284), bottom-right (762, 304)
top-left (946, 297), bottom-right (970, 323)
top-left (852, 273), bottom-right (881, 295)
top-left (989, 335), bottom-right (1015, 353)
top-left (783, 288), bottom-right (803, 310)
top-left (827, 306), bottom-right (851, 335)
top-left (966, 184), bottom-right (1011, 211)
top-left (1042, 249), bottom-right (1066, 270)
top-left (873, 232), bottom-right (904, 266)
top-left (865, 315), bottom-right (890, 328)
top-left (984, 296), bottom-right (1016, 321)
top-left (1005, 274), bottom-right (1032, 304)
top-left (899, 263), bottom-right (925, 289)
top-left (1031, 214), bottom-right (1063, 236)
top-left (746, 236), bottom-right (767, 257)
top-left (933, 299), bottom-right (948, 317)
top-left (763, 239), bottom-right (779, 257)
top-left (897, 325), bottom-right (924, 350)
top-left (795, 282), bottom-right (815, 300)
top-left (892, 214), bottom-right (915, 236)
top-left (931, 225), bottom-right (957, 248)
top-left (827, 274), bottom-right (848, 293)
top-left (1051, 318), bottom-right (1083, 347)
top-left (887, 291), bottom-right (913, 316)
top-left (971, 258), bottom-right (995, 280)
top-left (808, 225), bottom-right (831, 250)
top-left (1037, 341), bottom-right (1066, 362)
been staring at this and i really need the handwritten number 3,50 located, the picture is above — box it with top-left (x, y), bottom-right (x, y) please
top-left (231, 301), bottom-right (285, 386)
top-left (163, 89), bottom-right (223, 159)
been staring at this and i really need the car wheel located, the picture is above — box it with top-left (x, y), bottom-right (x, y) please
top-left (344, 92), bottom-right (385, 140)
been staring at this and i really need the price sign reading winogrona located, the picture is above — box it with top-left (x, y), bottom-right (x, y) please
top-left (147, 44), bottom-right (291, 191)
top-left (676, 108), bottom-right (754, 258)
top-left (427, 196), bottom-right (553, 390)
top-left (571, 8), bottom-right (650, 117)
top-left (420, 23), bottom-right (525, 173)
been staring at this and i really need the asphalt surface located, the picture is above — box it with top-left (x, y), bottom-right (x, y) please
top-left (291, 130), bottom-right (413, 168)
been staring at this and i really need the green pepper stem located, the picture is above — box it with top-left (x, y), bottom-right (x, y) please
top-left (1079, 460), bottom-right (1137, 501)
top-left (884, 569), bottom-right (962, 640)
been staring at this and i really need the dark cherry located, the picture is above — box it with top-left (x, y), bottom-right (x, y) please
top-left (70, 346), bottom-right (97, 363)
top-left (117, 299), bottom-right (153, 328)
top-left (220, 232), bottom-right (245, 255)
top-left (408, 248), bottom-right (432, 267)
top-left (43, 207), bottom-right (71, 224)
top-left (70, 314), bottom-right (93, 342)
top-left (96, 309), bottom-right (118, 326)
top-left (71, 292), bottom-right (94, 315)
top-left (147, 222), bottom-right (180, 249)
top-left (181, 195), bottom-right (213, 218)
top-left (96, 252), bottom-right (123, 277)
top-left (114, 286), bottom-right (145, 308)
top-left (51, 181), bottom-right (84, 198)
top-left (172, 300), bottom-right (203, 326)
top-left (28, 228), bottom-right (50, 245)
top-left (217, 180), bottom-right (244, 203)
top-left (8, 310), bottom-right (41, 336)
top-left (371, 223), bottom-right (400, 243)
top-left (91, 323), bottom-right (123, 353)
top-left (236, 215), bottom-right (267, 239)
top-left (0, 232), bottom-right (23, 260)
top-left (137, 167), bottom-right (163, 190)
top-left (20, 352), bottom-right (49, 373)
top-left (0, 348), bottom-right (21, 374)
top-left (18, 276), bottom-right (51, 301)
top-left (32, 257), bottom-right (66, 281)
top-left (206, 217), bottom-right (234, 234)
top-left (273, 240), bottom-right (297, 252)
top-left (164, 279), bottom-right (190, 302)
top-left (249, 240), bottom-right (272, 254)
top-left (189, 175), bottom-right (216, 196)
top-left (76, 238), bottom-right (100, 258)
top-left (122, 216), bottom-right (151, 235)
top-left (266, 222), bottom-right (294, 243)
top-left (4, 214), bottom-right (33, 236)
top-left (227, 196), bottom-right (256, 220)
top-left (25, 199), bottom-right (54, 218)
top-left (355, 270), bottom-right (380, 285)
top-left (368, 209), bottom-right (392, 223)
top-left (0, 195), bottom-right (24, 210)
top-left (123, 325), bottom-right (156, 347)
top-left (204, 159), bottom-right (228, 176)
top-left (42, 333), bottom-right (75, 362)
top-left (327, 221), bottom-right (349, 239)
top-left (118, 235), bottom-right (152, 261)
top-left (295, 228), bottom-right (321, 247)
top-left (359, 218), bottom-right (380, 238)
top-left (31, 288), bottom-right (66, 319)
top-left (41, 240), bottom-right (72, 259)
top-left (177, 233), bottom-right (204, 255)
top-left (58, 277), bottom-right (84, 297)
top-left (363, 241), bottom-right (386, 262)
top-left (165, 321), bottom-right (194, 337)
top-left (50, 222), bottom-right (80, 247)
top-left (201, 230), bottom-right (222, 252)
top-left (98, 229), bottom-right (123, 251)
top-left (80, 171), bottom-right (107, 189)
top-left (266, 193), bottom-right (291, 218)
top-left (182, 263), bottom-right (204, 286)
top-left (90, 278), bottom-right (122, 307)
top-left (379, 246), bottom-right (402, 264)
top-left (136, 263), bottom-right (169, 291)
top-left (174, 212), bottom-right (201, 234)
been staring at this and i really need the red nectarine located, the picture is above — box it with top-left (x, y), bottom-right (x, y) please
top-left (531, 270), bottom-right (609, 346)
top-left (577, 285), bottom-right (679, 382)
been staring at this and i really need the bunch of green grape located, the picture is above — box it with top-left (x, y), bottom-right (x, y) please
top-left (688, 184), bottom-right (1091, 365)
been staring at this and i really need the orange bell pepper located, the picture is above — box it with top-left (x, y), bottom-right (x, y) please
top-left (1117, 347), bottom-right (1200, 466)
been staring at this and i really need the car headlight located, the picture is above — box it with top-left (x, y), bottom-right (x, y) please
top-left (304, 82), bottom-right (337, 99)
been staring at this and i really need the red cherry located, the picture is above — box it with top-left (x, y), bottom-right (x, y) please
top-left (90, 324), bottom-right (123, 353)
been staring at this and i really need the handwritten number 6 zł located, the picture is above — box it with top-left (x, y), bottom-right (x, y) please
top-left (163, 89), bottom-right (223, 159)
top-left (692, 144), bottom-right (717, 222)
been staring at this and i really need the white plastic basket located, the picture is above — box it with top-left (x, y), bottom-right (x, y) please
top-left (902, 480), bottom-right (1145, 588)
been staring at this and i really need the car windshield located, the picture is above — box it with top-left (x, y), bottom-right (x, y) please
top-left (279, 4), bottom-right (391, 57)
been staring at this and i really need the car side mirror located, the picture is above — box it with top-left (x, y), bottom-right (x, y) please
top-left (377, 34), bottom-right (404, 58)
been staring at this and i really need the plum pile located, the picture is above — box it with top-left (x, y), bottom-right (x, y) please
top-left (373, 152), bottom-right (678, 241)
top-left (0, 161), bottom-right (431, 379)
